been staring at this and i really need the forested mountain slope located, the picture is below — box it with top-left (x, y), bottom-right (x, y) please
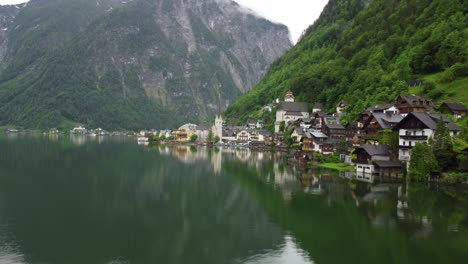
top-left (225, 0), bottom-right (468, 123)
top-left (0, 0), bottom-right (291, 130)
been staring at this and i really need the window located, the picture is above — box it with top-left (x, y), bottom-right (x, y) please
top-left (422, 130), bottom-right (425, 136)
top-left (406, 130), bottom-right (411, 136)
top-left (403, 141), bottom-right (406, 146)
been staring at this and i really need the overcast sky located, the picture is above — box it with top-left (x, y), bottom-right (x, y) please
top-left (0, 0), bottom-right (328, 42)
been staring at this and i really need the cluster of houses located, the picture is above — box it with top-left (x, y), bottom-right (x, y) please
top-left (135, 89), bottom-right (466, 183)
top-left (268, 91), bottom-right (466, 182)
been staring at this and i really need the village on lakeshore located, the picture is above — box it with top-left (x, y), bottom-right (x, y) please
top-left (4, 90), bottom-right (468, 184)
top-left (133, 89), bottom-right (467, 184)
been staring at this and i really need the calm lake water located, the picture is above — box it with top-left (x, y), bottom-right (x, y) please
top-left (0, 135), bottom-right (467, 264)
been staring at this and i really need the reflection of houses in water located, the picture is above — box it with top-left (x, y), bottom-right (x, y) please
top-left (171, 146), bottom-right (209, 164)
top-left (273, 163), bottom-right (301, 201)
top-left (70, 135), bottom-right (86, 146)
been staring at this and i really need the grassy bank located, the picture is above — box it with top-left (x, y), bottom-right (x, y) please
top-left (316, 163), bottom-right (355, 171)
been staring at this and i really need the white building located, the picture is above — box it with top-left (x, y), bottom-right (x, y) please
top-left (212, 115), bottom-right (223, 139)
top-left (394, 113), bottom-right (460, 162)
top-left (274, 91), bottom-right (310, 132)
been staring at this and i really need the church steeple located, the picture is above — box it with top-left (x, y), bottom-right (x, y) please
top-left (285, 90), bottom-right (295, 102)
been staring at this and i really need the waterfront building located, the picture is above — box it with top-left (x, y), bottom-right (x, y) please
top-left (394, 112), bottom-right (460, 162)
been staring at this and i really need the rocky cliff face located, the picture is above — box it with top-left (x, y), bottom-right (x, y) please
top-left (0, 3), bottom-right (24, 65)
top-left (0, 0), bottom-right (291, 129)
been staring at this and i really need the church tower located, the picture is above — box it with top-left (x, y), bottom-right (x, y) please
top-left (212, 115), bottom-right (223, 139)
top-left (284, 90), bottom-right (295, 102)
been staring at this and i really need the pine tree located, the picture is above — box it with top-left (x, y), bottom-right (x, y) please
top-left (431, 117), bottom-right (455, 171)
top-left (409, 142), bottom-right (438, 181)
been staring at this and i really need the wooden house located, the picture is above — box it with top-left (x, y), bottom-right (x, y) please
top-left (396, 95), bottom-right (434, 114)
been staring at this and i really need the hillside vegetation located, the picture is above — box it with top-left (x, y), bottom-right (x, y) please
top-left (225, 0), bottom-right (468, 123)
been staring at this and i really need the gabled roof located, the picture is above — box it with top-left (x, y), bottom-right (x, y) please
top-left (365, 113), bottom-right (404, 129)
top-left (396, 112), bottom-right (460, 131)
top-left (440, 102), bottom-right (468, 112)
top-left (373, 160), bottom-right (402, 168)
top-left (359, 144), bottom-right (391, 156)
top-left (278, 102), bottom-right (309, 112)
top-left (397, 95), bottom-right (433, 107)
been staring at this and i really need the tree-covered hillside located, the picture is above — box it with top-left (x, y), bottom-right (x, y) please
top-left (224, 0), bottom-right (468, 123)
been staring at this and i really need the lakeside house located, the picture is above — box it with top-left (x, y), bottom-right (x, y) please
top-left (394, 112), bottom-right (460, 162)
top-left (353, 145), bottom-right (401, 183)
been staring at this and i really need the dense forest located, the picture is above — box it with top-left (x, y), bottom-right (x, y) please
top-left (224, 0), bottom-right (468, 124)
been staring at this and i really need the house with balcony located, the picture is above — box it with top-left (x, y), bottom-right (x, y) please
top-left (322, 116), bottom-right (345, 140)
top-left (396, 95), bottom-right (434, 115)
top-left (394, 112), bottom-right (460, 162)
top-left (361, 113), bottom-right (403, 144)
top-left (301, 130), bottom-right (334, 155)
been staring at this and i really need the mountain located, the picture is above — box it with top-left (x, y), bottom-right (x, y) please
top-left (0, 0), bottom-right (291, 130)
top-left (224, 0), bottom-right (468, 124)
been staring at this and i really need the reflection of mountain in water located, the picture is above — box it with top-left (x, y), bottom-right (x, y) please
top-left (0, 138), bottom-right (289, 264)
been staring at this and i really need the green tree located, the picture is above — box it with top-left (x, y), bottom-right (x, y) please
top-left (408, 142), bottom-right (438, 181)
top-left (207, 130), bottom-right (214, 144)
top-left (279, 121), bottom-right (286, 132)
top-left (214, 136), bottom-right (220, 143)
top-left (431, 118), bottom-right (456, 171)
top-left (190, 134), bottom-right (198, 143)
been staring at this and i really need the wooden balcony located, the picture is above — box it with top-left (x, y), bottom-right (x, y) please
top-left (400, 135), bottom-right (428, 140)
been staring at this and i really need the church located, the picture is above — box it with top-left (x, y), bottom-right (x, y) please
top-left (274, 91), bottom-right (310, 132)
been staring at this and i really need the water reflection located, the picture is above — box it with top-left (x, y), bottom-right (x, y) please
top-left (0, 136), bottom-right (467, 264)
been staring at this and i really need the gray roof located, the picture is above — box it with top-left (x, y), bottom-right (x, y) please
top-left (367, 104), bottom-right (394, 112)
top-left (403, 113), bottom-right (461, 131)
top-left (360, 144), bottom-right (391, 156)
top-left (278, 102), bottom-right (309, 112)
top-left (441, 102), bottom-right (468, 112)
top-left (398, 95), bottom-right (433, 107)
top-left (369, 113), bottom-right (404, 129)
top-left (310, 130), bottom-right (328, 138)
top-left (373, 160), bottom-right (402, 168)
top-left (324, 117), bottom-right (344, 129)
top-left (285, 111), bottom-right (305, 116)
top-left (295, 127), bottom-right (305, 135)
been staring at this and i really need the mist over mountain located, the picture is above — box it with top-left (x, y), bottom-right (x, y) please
top-left (0, 0), bottom-right (291, 130)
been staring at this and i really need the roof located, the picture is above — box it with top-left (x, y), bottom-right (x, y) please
top-left (398, 95), bottom-right (433, 107)
top-left (300, 118), bottom-right (312, 123)
top-left (278, 102), bottom-right (309, 113)
top-left (313, 102), bottom-right (324, 109)
top-left (196, 125), bottom-right (211, 131)
top-left (373, 160), bottom-right (402, 168)
top-left (359, 144), bottom-right (391, 156)
top-left (367, 104), bottom-right (394, 112)
top-left (294, 127), bottom-right (305, 135)
top-left (310, 130), bottom-right (328, 138)
top-left (367, 113), bottom-right (404, 129)
top-left (324, 117), bottom-right (344, 129)
top-left (440, 102), bottom-right (468, 112)
top-left (397, 113), bottom-right (460, 131)
top-left (285, 111), bottom-right (305, 117)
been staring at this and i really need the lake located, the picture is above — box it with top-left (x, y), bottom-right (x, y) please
top-left (0, 135), bottom-right (467, 264)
